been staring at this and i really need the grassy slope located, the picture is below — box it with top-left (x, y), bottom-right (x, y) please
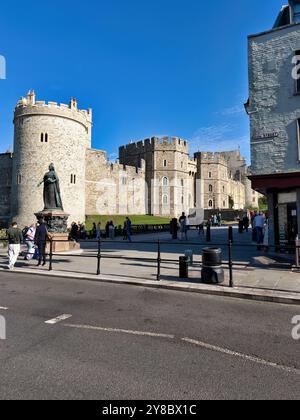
top-left (85, 215), bottom-right (171, 229)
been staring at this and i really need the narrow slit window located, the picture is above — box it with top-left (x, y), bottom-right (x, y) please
top-left (297, 119), bottom-right (300, 161)
top-left (295, 51), bottom-right (300, 94)
top-left (45, 133), bottom-right (48, 143)
top-left (41, 133), bottom-right (44, 142)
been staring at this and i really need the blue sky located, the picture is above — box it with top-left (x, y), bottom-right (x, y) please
top-left (0, 0), bottom-right (285, 161)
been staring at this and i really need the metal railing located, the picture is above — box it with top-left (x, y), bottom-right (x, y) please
top-left (1, 226), bottom-right (299, 290)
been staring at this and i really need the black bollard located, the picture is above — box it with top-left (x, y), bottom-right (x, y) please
top-left (206, 224), bottom-right (211, 242)
top-left (179, 256), bottom-right (189, 278)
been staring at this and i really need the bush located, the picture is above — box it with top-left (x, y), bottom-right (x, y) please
top-left (0, 229), bottom-right (7, 239)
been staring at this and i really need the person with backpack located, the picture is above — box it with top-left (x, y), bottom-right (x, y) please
top-left (179, 213), bottom-right (188, 241)
top-left (24, 223), bottom-right (36, 261)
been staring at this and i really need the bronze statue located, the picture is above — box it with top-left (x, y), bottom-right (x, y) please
top-left (38, 163), bottom-right (63, 211)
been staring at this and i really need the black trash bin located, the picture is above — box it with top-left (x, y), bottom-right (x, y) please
top-left (179, 256), bottom-right (189, 279)
top-left (201, 248), bottom-right (224, 284)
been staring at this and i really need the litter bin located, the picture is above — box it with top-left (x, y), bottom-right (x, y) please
top-left (179, 256), bottom-right (189, 279)
top-left (201, 248), bottom-right (224, 284)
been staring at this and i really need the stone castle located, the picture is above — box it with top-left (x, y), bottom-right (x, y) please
top-left (0, 91), bottom-right (260, 228)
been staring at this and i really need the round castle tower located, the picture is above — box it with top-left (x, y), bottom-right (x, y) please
top-left (11, 91), bottom-right (92, 228)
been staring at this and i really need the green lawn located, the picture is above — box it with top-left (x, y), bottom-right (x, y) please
top-left (86, 215), bottom-right (171, 229)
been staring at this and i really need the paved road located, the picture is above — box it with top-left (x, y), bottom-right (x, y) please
top-left (0, 271), bottom-right (299, 400)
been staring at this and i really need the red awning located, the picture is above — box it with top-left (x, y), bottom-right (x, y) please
top-left (248, 172), bottom-right (300, 194)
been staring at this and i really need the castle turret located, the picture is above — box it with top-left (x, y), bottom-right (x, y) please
top-left (11, 91), bottom-right (92, 227)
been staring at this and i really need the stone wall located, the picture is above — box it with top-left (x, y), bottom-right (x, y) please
top-left (85, 149), bottom-right (146, 216)
top-left (11, 92), bottom-right (91, 228)
top-left (120, 137), bottom-right (196, 217)
top-left (0, 153), bottom-right (12, 228)
top-left (248, 24), bottom-right (300, 175)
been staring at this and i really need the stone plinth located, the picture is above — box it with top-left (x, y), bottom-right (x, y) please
top-left (35, 210), bottom-right (80, 253)
top-left (35, 210), bottom-right (69, 234)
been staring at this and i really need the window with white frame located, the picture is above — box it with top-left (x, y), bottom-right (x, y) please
top-left (162, 177), bottom-right (169, 187)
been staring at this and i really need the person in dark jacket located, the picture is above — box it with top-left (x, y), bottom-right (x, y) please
top-left (34, 220), bottom-right (48, 266)
top-left (6, 221), bottom-right (23, 270)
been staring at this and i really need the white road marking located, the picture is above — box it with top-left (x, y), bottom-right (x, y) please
top-left (182, 338), bottom-right (300, 376)
top-left (45, 314), bottom-right (72, 325)
top-left (63, 323), bottom-right (175, 339)
top-left (0, 307), bottom-right (8, 311)
top-left (58, 322), bottom-right (300, 376)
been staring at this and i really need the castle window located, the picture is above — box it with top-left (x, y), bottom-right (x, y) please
top-left (181, 196), bottom-right (184, 205)
top-left (223, 201), bottom-right (226, 207)
top-left (162, 194), bottom-right (168, 205)
top-left (122, 177), bottom-right (127, 185)
top-left (45, 133), bottom-right (48, 143)
top-left (181, 161), bottom-right (183, 169)
top-left (208, 200), bottom-right (213, 208)
top-left (163, 160), bottom-right (167, 168)
top-left (223, 186), bottom-right (225, 193)
top-left (209, 185), bottom-right (213, 192)
top-left (208, 172), bottom-right (212, 178)
top-left (293, 4), bottom-right (300, 23)
top-left (181, 179), bottom-right (184, 187)
top-left (162, 177), bottom-right (169, 187)
top-left (17, 174), bottom-right (22, 185)
top-left (41, 133), bottom-right (44, 143)
top-left (70, 174), bottom-right (77, 184)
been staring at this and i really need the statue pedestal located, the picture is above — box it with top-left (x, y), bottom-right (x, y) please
top-left (35, 210), bottom-right (80, 253)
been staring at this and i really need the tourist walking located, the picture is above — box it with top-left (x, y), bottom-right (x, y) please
top-left (253, 212), bottom-right (265, 250)
top-left (263, 218), bottom-right (269, 252)
top-left (217, 213), bottom-right (222, 227)
top-left (213, 214), bottom-right (218, 227)
top-left (34, 220), bottom-right (49, 267)
top-left (109, 221), bottom-right (115, 240)
top-left (125, 217), bottom-right (132, 242)
top-left (96, 222), bottom-right (101, 240)
top-left (179, 212), bottom-right (188, 241)
top-left (243, 214), bottom-right (250, 232)
top-left (92, 222), bottom-right (97, 239)
top-left (24, 223), bottom-right (36, 260)
top-left (71, 222), bottom-right (79, 242)
top-left (105, 221), bottom-right (110, 239)
top-left (6, 221), bottom-right (23, 270)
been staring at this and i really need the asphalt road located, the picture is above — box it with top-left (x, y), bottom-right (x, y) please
top-left (0, 271), bottom-right (299, 400)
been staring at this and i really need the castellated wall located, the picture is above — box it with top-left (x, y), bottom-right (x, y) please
top-left (11, 93), bottom-right (92, 227)
top-left (85, 149), bottom-right (146, 216)
top-left (120, 137), bottom-right (197, 217)
top-left (0, 153), bottom-right (13, 228)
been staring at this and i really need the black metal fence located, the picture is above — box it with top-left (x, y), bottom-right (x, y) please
top-left (1, 226), bottom-right (299, 291)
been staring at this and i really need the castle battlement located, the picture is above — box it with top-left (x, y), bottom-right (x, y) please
top-left (120, 136), bottom-right (189, 154)
top-left (195, 151), bottom-right (228, 166)
top-left (14, 91), bottom-right (92, 127)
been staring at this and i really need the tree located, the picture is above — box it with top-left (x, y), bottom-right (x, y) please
top-left (258, 196), bottom-right (268, 211)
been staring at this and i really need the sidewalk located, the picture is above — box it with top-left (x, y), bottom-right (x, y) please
top-left (1, 227), bottom-right (300, 305)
